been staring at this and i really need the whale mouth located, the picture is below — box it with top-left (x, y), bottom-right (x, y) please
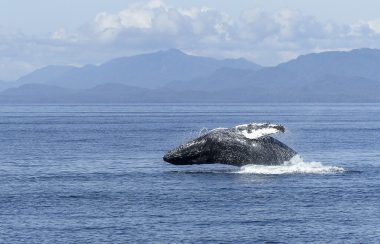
top-left (163, 150), bottom-right (207, 165)
top-left (163, 138), bottom-right (209, 165)
top-left (236, 155), bottom-right (345, 175)
top-left (163, 154), bottom-right (189, 165)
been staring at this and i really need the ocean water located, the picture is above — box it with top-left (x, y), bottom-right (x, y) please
top-left (0, 104), bottom-right (379, 243)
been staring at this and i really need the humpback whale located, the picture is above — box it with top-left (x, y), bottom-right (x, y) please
top-left (163, 123), bottom-right (297, 166)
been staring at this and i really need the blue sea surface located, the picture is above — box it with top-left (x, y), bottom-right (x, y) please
top-left (0, 104), bottom-right (379, 243)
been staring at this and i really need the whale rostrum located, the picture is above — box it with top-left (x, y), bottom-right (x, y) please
top-left (163, 123), bottom-right (297, 166)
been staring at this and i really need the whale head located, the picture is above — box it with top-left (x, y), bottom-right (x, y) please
top-left (163, 137), bottom-right (211, 165)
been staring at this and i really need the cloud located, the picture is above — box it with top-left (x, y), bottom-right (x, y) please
top-left (80, 0), bottom-right (233, 48)
top-left (2, 0), bottom-right (380, 80)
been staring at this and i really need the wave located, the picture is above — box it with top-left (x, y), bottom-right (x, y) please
top-left (237, 155), bottom-right (345, 175)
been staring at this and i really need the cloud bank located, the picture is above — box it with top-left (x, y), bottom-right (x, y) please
top-left (2, 0), bottom-right (380, 80)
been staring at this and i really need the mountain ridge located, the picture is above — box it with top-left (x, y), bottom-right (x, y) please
top-left (1, 48), bottom-right (380, 103)
top-left (11, 49), bottom-right (261, 90)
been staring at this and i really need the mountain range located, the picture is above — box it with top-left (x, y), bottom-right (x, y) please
top-left (10, 49), bottom-right (261, 89)
top-left (1, 48), bottom-right (380, 103)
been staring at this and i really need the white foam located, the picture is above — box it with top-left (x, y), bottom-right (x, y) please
top-left (237, 155), bottom-right (345, 175)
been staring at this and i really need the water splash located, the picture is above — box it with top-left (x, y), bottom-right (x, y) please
top-left (198, 127), bottom-right (210, 137)
top-left (237, 155), bottom-right (345, 175)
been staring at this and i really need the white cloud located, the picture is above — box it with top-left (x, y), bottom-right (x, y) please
top-left (368, 19), bottom-right (380, 33)
top-left (83, 0), bottom-right (232, 45)
top-left (2, 0), bottom-right (380, 80)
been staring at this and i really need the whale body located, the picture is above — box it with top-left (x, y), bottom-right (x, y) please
top-left (163, 123), bottom-right (297, 166)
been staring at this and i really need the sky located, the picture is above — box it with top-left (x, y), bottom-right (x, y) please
top-left (2, 0), bottom-right (380, 80)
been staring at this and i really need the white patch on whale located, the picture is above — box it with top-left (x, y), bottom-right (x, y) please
top-left (210, 127), bottom-right (228, 132)
top-left (236, 155), bottom-right (345, 175)
top-left (234, 123), bottom-right (284, 139)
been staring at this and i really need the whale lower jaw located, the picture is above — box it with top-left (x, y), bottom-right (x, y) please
top-left (163, 153), bottom-right (296, 167)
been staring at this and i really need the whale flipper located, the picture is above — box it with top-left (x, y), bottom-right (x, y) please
top-left (234, 123), bottom-right (285, 139)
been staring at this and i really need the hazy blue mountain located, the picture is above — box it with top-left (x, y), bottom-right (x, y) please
top-left (277, 48), bottom-right (380, 81)
top-left (165, 67), bottom-right (254, 91)
top-left (1, 76), bottom-right (380, 103)
top-left (165, 48), bottom-right (380, 92)
top-left (0, 84), bottom-right (75, 103)
top-left (16, 65), bottom-right (75, 85)
top-left (0, 65), bottom-right (75, 93)
top-left (0, 83), bottom-right (213, 103)
top-left (165, 65), bottom-right (301, 93)
top-left (14, 49), bottom-right (261, 89)
top-left (167, 74), bottom-right (380, 102)
top-left (0, 83), bottom-right (144, 103)
top-left (2, 48), bottom-right (380, 103)
top-left (296, 75), bottom-right (380, 102)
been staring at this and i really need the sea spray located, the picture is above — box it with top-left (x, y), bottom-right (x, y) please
top-left (237, 155), bottom-right (345, 175)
